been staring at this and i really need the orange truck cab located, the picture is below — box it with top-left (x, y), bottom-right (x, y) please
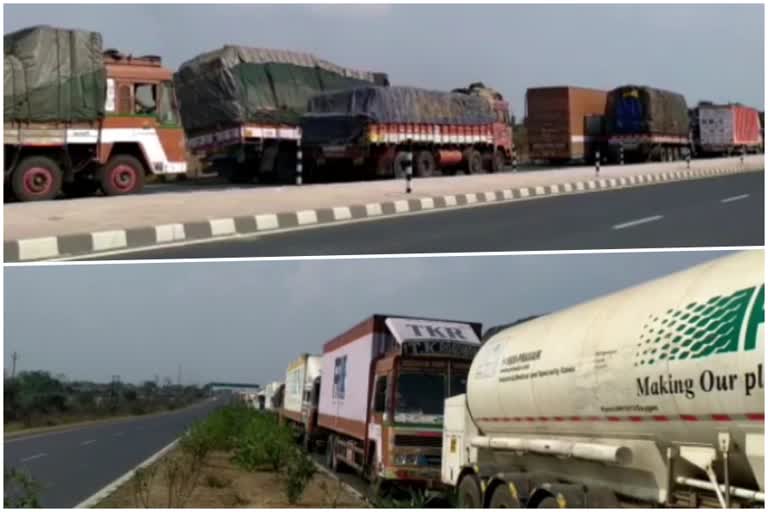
top-left (311, 314), bottom-right (483, 493)
top-left (4, 49), bottom-right (186, 201)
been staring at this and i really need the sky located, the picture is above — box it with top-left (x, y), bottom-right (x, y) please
top-left (4, 250), bottom-right (740, 385)
top-left (3, 3), bottom-right (764, 116)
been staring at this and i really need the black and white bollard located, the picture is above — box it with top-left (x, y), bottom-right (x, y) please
top-left (512, 149), bottom-right (518, 172)
top-left (295, 148), bottom-right (303, 185)
top-left (741, 147), bottom-right (745, 165)
top-left (405, 151), bottom-right (413, 194)
top-left (595, 150), bottom-right (601, 175)
top-left (686, 151), bottom-right (691, 169)
top-left (619, 145), bottom-right (624, 166)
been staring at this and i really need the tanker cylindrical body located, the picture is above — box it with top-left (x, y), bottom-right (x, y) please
top-left (464, 251), bottom-right (764, 505)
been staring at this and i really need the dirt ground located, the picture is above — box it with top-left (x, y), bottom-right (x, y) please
top-left (96, 450), bottom-right (366, 508)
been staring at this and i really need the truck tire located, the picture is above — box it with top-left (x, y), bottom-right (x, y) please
top-left (535, 496), bottom-right (561, 508)
top-left (489, 483), bottom-right (522, 508)
top-left (415, 150), bottom-right (436, 177)
top-left (12, 156), bottom-right (63, 201)
top-left (457, 474), bottom-right (483, 508)
top-left (465, 149), bottom-right (484, 174)
top-left (325, 434), bottom-right (338, 471)
top-left (99, 155), bottom-right (145, 196)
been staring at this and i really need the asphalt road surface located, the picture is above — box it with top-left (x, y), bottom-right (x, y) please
top-left (102, 173), bottom-right (764, 260)
top-left (3, 398), bottom-right (225, 508)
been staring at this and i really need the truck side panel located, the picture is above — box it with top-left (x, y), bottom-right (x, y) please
top-left (318, 330), bottom-right (377, 441)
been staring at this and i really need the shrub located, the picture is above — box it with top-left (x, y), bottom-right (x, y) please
top-left (4, 468), bottom-right (41, 508)
top-left (232, 414), bottom-right (293, 471)
top-left (281, 449), bottom-right (316, 504)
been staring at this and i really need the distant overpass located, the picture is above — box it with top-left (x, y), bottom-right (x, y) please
top-left (206, 382), bottom-right (260, 392)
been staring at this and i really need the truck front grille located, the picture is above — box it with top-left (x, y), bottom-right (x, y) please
top-left (394, 435), bottom-right (442, 448)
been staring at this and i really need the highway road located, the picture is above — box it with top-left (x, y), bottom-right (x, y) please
top-left (98, 172), bottom-right (764, 260)
top-left (3, 398), bottom-right (224, 508)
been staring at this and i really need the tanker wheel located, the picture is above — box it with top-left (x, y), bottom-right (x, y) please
top-left (465, 149), bottom-right (484, 174)
top-left (488, 483), bottom-right (522, 508)
top-left (536, 496), bottom-right (562, 508)
top-left (99, 155), bottom-right (145, 196)
top-left (12, 156), bottom-right (63, 202)
top-left (457, 474), bottom-right (483, 508)
top-left (414, 150), bottom-right (436, 177)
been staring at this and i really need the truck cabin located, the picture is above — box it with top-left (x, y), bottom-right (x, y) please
top-left (103, 50), bottom-right (180, 126)
top-left (367, 317), bottom-right (482, 483)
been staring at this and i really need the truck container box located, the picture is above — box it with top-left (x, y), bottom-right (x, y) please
top-left (525, 86), bottom-right (607, 162)
top-left (282, 353), bottom-right (321, 424)
top-left (697, 104), bottom-right (762, 151)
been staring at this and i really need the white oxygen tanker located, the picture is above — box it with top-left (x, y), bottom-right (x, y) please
top-left (442, 250), bottom-right (764, 508)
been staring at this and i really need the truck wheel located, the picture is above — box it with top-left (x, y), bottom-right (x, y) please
top-left (415, 151), bottom-right (436, 177)
top-left (457, 474), bottom-right (483, 508)
top-left (489, 483), bottom-right (522, 508)
top-left (99, 155), bottom-right (145, 196)
top-left (12, 156), bottom-right (63, 201)
top-left (465, 150), bottom-right (484, 174)
top-left (325, 434), bottom-right (338, 471)
top-left (535, 496), bottom-right (561, 508)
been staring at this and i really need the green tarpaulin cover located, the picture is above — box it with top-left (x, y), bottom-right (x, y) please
top-left (174, 45), bottom-right (388, 136)
top-left (4, 25), bottom-right (106, 123)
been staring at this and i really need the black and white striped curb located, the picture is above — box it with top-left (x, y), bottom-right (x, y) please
top-left (5, 165), bottom-right (761, 262)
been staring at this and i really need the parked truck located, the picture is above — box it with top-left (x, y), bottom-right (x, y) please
top-left (605, 85), bottom-right (690, 162)
top-left (257, 380), bottom-right (284, 411)
top-left (4, 26), bottom-right (187, 201)
top-left (442, 250), bottom-right (764, 508)
top-left (300, 83), bottom-right (514, 179)
top-left (279, 353), bottom-right (322, 449)
top-left (525, 86), bottom-right (607, 164)
top-left (691, 103), bottom-right (763, 157)
top-left (284, 314), bottom-right (482, 492)
top-left (174, 46), bottom-right (387, 184)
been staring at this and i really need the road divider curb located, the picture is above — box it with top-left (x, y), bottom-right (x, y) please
top-left (5, 164), bottom-right (761, 262)
top-left (74, 437), bottom-right (180, 508)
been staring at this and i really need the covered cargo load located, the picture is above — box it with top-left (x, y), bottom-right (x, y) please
top-left (525, 86), bottom-right (608, 162)
top-left (606, 85), bottom-right (689, 137)
top-left (174, 45), bottom-right (387, 136)
top-left (306, 85), bottom-right (496, 126)
top-left (4, 25), bottom-right (106, 123)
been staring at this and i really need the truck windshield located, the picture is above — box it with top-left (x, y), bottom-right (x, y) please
top-left (396, 373), bottom-right (444, 416)
top-left (396, 369), bottom-right (468, 418)
top-left (157, 81), bottom-right (180, 126)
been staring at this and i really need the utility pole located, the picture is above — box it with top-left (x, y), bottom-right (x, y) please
top-left (177, 364), bottom-right (182, 387)
top-left (10, 352), bottom-right (18, 379)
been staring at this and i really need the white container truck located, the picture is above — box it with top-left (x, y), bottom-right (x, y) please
top-left (442, 251), bottom-right (764, 508)
top-left (280, 353), bottom-right (322, 446)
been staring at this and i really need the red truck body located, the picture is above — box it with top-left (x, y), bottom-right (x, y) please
top-left (695, 103), bottom-right (763, 155)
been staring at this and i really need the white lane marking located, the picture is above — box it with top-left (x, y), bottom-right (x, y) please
top-left (20, 452), bottom-right (47, 462)
top-left (80, 439), bottom-right (97, 446)
top-left (720, 194), bottom-right (750, 204)
top-left (612, 215), bottom-right (664, 230)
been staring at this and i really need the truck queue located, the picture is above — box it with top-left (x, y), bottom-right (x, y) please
top-left (4, 25), bottom-right (764, 201)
